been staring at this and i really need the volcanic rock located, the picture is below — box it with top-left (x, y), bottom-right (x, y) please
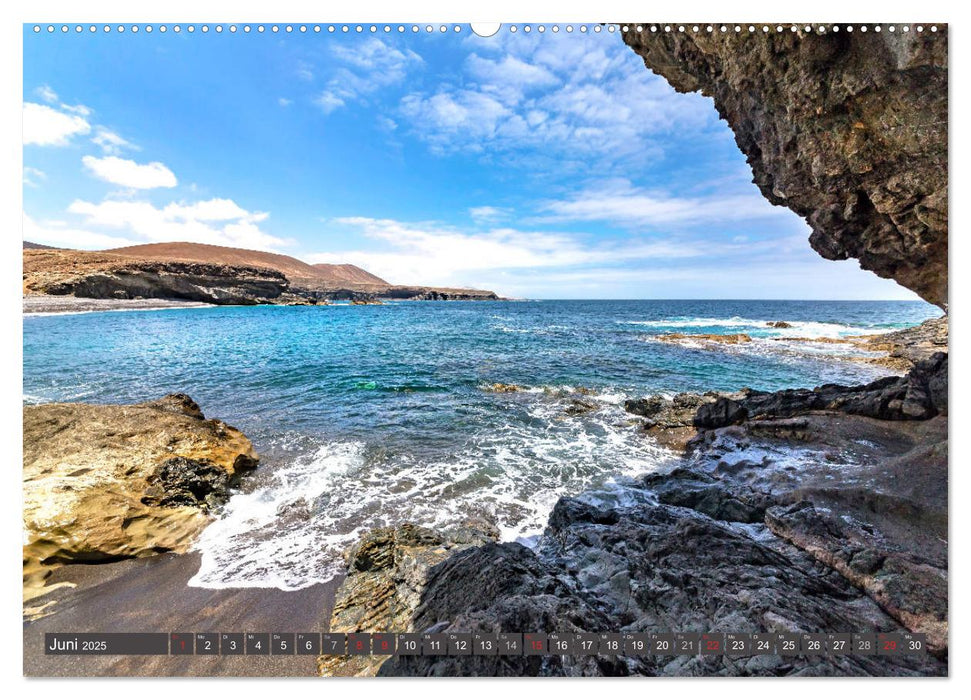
top-left (623, 27), bottom-right (948, 308)
top-left (317, 521), bottom-right (498, 677)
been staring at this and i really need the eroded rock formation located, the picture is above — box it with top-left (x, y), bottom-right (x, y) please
top-left (23, 245), bottom-right (500, 305)
top-left (24, 248), bottom-right (294, 305)
top-left (317, 521), bottom-right (499, 677)
top-left (23, 394), bottom-right (258, 607)
top-left (623, 26), bottom-right (948, 308)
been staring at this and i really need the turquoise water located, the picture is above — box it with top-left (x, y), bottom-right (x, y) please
top-left (23, 299), bottom-right (939, 588)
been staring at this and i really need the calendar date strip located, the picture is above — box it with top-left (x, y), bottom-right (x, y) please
top-left (45, 631), bottom-right (926, 657)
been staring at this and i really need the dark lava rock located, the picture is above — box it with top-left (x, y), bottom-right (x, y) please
top-left (319, 521), bottom-right (500, 677)
top-left (624, 396), bottom-right (666, 418)
top-left (639, 468), bottom-right (774, 523)
top-left (370, 484), bottom-right (943, 675)
top-left (766, 502), bottom-right (947, 655)
top-left (141, 456), bottom-right (232, 510)
top-left (378, 542), bottom-right (628, 677)
top-left (564, 399), bottom-right (597, 416)
top-left (623, 28), bottom-right (947, 308)
top-left (695, 354), bottom-right (948, 429)
top-left (537, 492), bottom-right (942, 675)
top-left (694, 397), bottom-right (748, 429)
top-left (43, 260), bottom-right (293, 305)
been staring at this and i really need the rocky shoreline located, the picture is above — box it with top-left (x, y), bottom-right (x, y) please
top-left (23, 394), bottom-right (259, 618)
top-left (648, 316), bottom-right (948, 376)
top-left (315, 348), bottom-right (947, 677)
top-left (21, 328), bottom-right (948, 677)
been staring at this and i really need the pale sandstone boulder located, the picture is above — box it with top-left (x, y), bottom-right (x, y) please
top-left (23, 394), bottom-right (257, 605)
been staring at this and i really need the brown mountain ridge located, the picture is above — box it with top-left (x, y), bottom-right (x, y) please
top-left (106, 242), bottom-right (390, 289)
top-left (23, 241), bottom-right (498, 305)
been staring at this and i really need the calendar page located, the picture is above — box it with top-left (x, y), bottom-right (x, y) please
top-left (19, 5), bottom-right (949, 683)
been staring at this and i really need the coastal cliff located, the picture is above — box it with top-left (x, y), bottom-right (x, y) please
top-left (24, 248), bottom-right (296, 305)
top-left (622, 26), bottom-right (947, 308)
top-left (23, 243), bottom-right (500, 306)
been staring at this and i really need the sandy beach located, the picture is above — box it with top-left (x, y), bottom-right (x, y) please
top-left (23, 553), bottom-right (342, 677)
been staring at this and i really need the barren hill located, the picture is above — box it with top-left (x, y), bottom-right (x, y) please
top-left (106, 242), bottom-right (392, 290)
top-left (312, 263), bottom-right (388, 286)
top-left (23, 241), bottom-right (498, 304)
top-left (106, 242), bottom-right (330, 288)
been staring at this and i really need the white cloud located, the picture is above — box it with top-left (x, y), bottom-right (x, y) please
top-left (61, 103), bottom-right (92, 117)
top-left (538, 179), bottom-right (790, 227)
top-left (91, 127), bottom-right (137, 155)
top-left (468, 206), bottom-right (508, 223)
top-left (314, 92), bottom-right (346, 115)
top-left (23, 102), bottom-right (91, 146)
top-left (35, 85), bottom-right (58, 103)
top-left (314, 38), bottom-right (423, 114)
top-left (23, 167), bottom-right (46, 188)
top-left (307, 216), bottom-right (721, 287)
top-left (67, 197), bottom-right (292, 251)
top-left (23, 212), bottom-right (140, 249)
top-left (296, 61), bottom-right (315, 81)
top-left (397, 32), bottom-right (716, 167)
top-left (163, 198), bottom-right (268, 223)
top-left (82, 155), bottom-right (178, 189)
top-left (466, 53), bottom-right (558, 99)
top-left (278, 97), bottom-right (293, 107)
top-left (400, 91), bottom-right (512, 151)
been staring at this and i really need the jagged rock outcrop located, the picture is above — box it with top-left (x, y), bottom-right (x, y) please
top-left (364, 488), bottom-right (942, 676)
top-left (694, 352), bottom-right (947, 427)
top-left (623, 26), bottom-right (948, 308)
top-left (766, 501), bottom-right (947, 653)
top-left (378, 542), bottom-right (629, 677)
top-left (317, 521), bottom-right (499, 677)
top-left (625, 391), bottom-right (733, 450)
top-left (23, 394), bottom-right (258, 606)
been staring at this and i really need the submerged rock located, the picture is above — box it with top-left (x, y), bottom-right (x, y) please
top-left (482, 383), bottom-right (525, 393)
top-left (656, 332), bottom-right (752, 346)
top-left (23, 394), bottom-right (257, 605)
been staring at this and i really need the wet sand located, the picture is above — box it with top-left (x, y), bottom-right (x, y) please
top-left (23, 294), bottom-right (213, 315)
top-left (24, 553), bottom-right (342, 677)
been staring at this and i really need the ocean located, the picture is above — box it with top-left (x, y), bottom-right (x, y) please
top-left (23, 298), bottom-right (939, 590)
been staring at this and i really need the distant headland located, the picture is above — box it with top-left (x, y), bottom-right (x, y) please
top-left (22, 240), bottom-right (500, 310)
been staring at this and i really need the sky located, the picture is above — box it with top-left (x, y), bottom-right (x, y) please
top-left (22, 24), bottom-right (919, 301)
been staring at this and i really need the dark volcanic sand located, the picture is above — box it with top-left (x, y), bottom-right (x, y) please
top-left (23, 553), bottom-right (342, 677)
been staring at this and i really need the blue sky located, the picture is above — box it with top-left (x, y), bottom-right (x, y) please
top-left (22, 24), bottom-right (918, 300)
